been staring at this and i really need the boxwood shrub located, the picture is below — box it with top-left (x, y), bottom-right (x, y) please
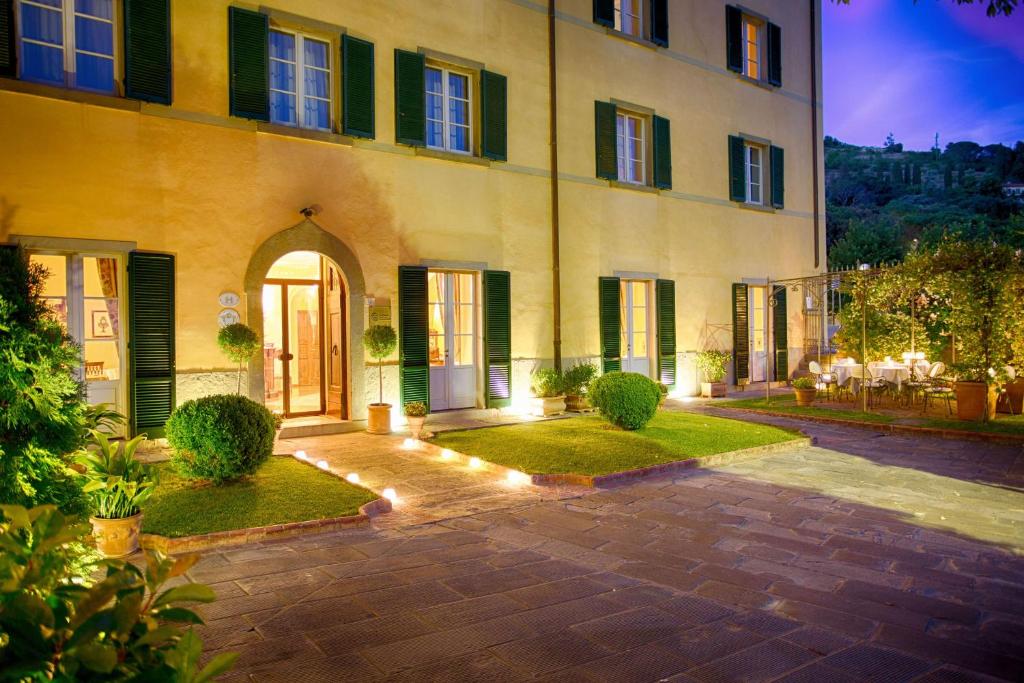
top-left (167, 394), bottom-right (278, 484)
top-left (589, 371), bottom-right (661, 430)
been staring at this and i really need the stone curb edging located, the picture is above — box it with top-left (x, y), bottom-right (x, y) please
top-left (717, 407), bottom-right (1024, 444)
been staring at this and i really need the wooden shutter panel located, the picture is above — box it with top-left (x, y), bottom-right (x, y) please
top-left (772, 285), bottom-right (788, 381)
top-left (342, 35), bottom-right (375, 139)
top-left (599, 277), bottom-right (621, 373)
top-left (650, 0), bottom-right (668, 47)
top-left (480, 70), bottom-right (507, 161)
top-left (483, 270), bottom-right (512, 408)
top-left (767, 22), bottom-right (782, 86)
top-left (729, 135), bottom-right (746, 202)
top-left (593, 0), bottom-right (614, 28)
top-left (394, 49), bottom-right (425, 146)
top-left (770, 145), bottom-right (785, 208)
top-left (656, 279), bottom-right (676, 388)
top-left (653, 115), bottom-right (672, 190)
top-left (129, 252), bottom-right (175, 438)
top-left (725, 5), bottom-right (742, 73)
top-left (228, 7), bottom-right (269, 121)
top-left (398, 265), bottom-right (429, 409)
top-left (732, 283), bottom-right (749, 383)
top-left (0, 0), bottom-right (17, 78)
top-left (594, 101), bottom-right (618, 181)
top-left (124, 0), bottom-right (172, 104)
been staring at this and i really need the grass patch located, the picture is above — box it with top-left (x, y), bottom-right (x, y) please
top-left (720, 397), bottom-right (895, 423)
top-left (143, 456), bottom-right (378, 538)
top-left (921, 415), bottom-right (1024, 436)
top-left (430, 411), bottom-right (802, 476)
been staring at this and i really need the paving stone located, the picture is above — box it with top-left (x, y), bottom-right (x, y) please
top-left (505, 576), bottom-right (611, 609)
top-left (385, 650), bottom-right (523, 682)
top-left (248, 653), bottom-right (381, 682)
top-left (254, 596), bottom-right (375, 638)
top-left (415, 593), bottom-right (526, 629)
top-left (695, 580), bottom-right (775, 610)
top-left (657, 594), bottom-right (737, 626)
top-left (773, 599), bottom-right (877, 639)
top-left (233, 567), bottom-right (334, 596)
top-left (491, 631), bottom-right (612, 675)
top-left (575, 641), bottom-right (695, 682)
top-left (687, 637), bottom-right (818, 682)
top-left (837, 579), bottom-right (980, 624)
top-left (770, 661), bottom-right (863, 683)
top-left (655, 621), bottom-right (765, 666)
top-left (571, 605), bottom-right (692, 651)
top-left (443, 567), bottom-right (545, 598)
top-left (352, 580), bottom-right (464, 615)
top-left (820, 643), bottom-right (934, 682)
top-left (308, 612), bottom-right (436, 655)
top-left (617, 561), bottom-right (705, 592)
top-left (780, 626), bottom-right (856, 656)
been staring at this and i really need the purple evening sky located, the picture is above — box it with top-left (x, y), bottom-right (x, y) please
top-left (822, 0), bottom-right (1024, 150)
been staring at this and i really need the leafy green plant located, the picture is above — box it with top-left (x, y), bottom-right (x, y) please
top-left (0, 504), bottom-right (237, 681)
top-left (0, 246), bottom-right (88, 516)
top-left (76, 432), bottom-right (157, 519)
top-left (791, 377), bottom-right (816, 390)
top-left (404, 401), bottom-right (427, 417)
top-left (167, 394), bottom-right (277, 484)
top-left (217, 323), bottom-right (261, 394)
top-left (531, 368), bottom-right (565, 398)
top-left (589, 372), bottom-right (661, 430)
top-left (82, 403), bottom-right (126, 437)
top-left (695, 350), bottom-right (731, 383)
top-left (562, 362), bottom-right (598, 396)
top-left (364, 325), bottom-right (397, 406)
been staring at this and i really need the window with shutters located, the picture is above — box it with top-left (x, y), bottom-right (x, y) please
top-left (616, 110), bottom-right (647, 185)
top-left (16, 0), bottom-right (117, 93)
top-left (742, 16), bottom-right (763, 81)
top-left (744, 141), bottom-right (763, 205)
top-left (425, 63), bottom-right (472, 155)
top-left (269, 29), bottom-right (332, 131)
top-left (614, 0), bottom-right (643, 38)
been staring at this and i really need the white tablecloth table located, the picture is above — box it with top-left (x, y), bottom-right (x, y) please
top-left (832, 363), bottom-right (862, 389)
top-left (868, 363), bottom-right (911, 389)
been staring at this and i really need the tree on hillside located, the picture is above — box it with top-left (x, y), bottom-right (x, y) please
top-left (832, 0), bottom-right (1017, 17)
top-left (829, 221), bottom-right (904, 269)
top-left (912, 164), bottom-right (922, 186)
top-left (944, 165), bottom-right (953, 190)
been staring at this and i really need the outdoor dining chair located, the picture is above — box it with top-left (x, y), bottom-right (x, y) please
top-left (903, 365), bottom-right (930, 408)
top-left (997, 366), bottom-right (1018, 416)
top-left (849, 365), bottom-right (887, 408)
top-left (922, 361), bottom-right (954, 416)
top-left (809, 360), bottom-right (835, 401)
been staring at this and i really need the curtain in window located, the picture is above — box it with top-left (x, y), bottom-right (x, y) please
top-left (96, 257), bottom-right (119, 335)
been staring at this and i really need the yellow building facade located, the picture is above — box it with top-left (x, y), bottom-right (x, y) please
top-left (0, 0), bottom-right (824, 434)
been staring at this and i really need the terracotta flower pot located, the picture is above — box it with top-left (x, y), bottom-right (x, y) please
top-left (701, 382), bottom-right (727, 398)
top-left (536, 396), bottom-right (566, 416)
top-left (367, 403), bottom-right (392, 434)
top-left (565, 395), bottom-right (590, 412)
top-left (793, 387), bottom-right (817, 407)
top-left (407, 415), bottom-right (426, 439)
top-left (955, 382), bottom-right (997, 422)
top-left (90, 512), bottom-right (143, 558)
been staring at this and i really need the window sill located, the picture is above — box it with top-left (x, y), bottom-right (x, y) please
top-left (255, 122), bottom-right (354, 146)
top-left (735, 200), bottom-right (776, 214)
top-left (603, 27), bottom-right (661, 50)
top-left (0, 77), bottom-right (140, 112)
top-left (415, 147), bottom-right (492, 167)
top-left (735, 73), bottom-right (777, 92)
top-left (609, 180), bottom-right (659, 194)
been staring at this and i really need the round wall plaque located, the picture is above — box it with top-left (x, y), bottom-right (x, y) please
top-left (217, 308), bottom-right (241, 327)
top-left (218, 291), bottom-right (241, 307)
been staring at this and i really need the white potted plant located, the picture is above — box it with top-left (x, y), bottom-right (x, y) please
top-left (364, 325), bottom-right (398, 434)
top-left (696, 350), bottom-right (730, 398)
top-left (531, 367), bottom-right (566, 416)
top-left (404, 401), bottom-right (428, 439)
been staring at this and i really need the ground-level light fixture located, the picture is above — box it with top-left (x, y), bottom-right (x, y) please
top-left (382, 488), bottom-right (398, 502)
top-left (440, 449), bottom-right (455, 460)
top-left (401, 438), bottom-right (418, 450)
top-left (346, 472), bottom-right (360, 484)
top-left (469, 457), bottom-right (482, 468)
top-left (506, 470), bottom-right (530, 485)
top-left (316, 460), bottom-right (330, 470)
top-left (294, 450), bottom-right (308, 460)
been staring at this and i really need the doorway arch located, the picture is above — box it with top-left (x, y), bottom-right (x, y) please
top-left (244, 219), bottom-right (366, 420)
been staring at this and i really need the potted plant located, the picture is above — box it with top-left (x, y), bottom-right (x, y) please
top-left (76, 431), bottom-right (156, 557)
top-left (217, 322), bottom-right (261, 394)
top-left (696, 350), bottom-right (731, 398)
top-left (563, 362), bottom-right (598, 411)
top-left (791, 376), bottom-right (817, 407)
top-left (657, 382), bottom-right (669, 407)
top-left (531, 367), bottom-right (566, 416)
top-left (364, 325), bottom-right (397, 434)
top-left (405, 401), bottom-right (428, 439)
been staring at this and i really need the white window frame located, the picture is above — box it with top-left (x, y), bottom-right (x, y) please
top-left (614, 0), bottom-right (644, 38)
top-left (16, 0), bottom-right (119, 93)
top-left (616, 111), bottom-right (647, 185)
top-left (425, 64), bottom-right (473, 155)
top-left (742, 15), bottom-right (763, 81)
top-left (269, 28), bottom-right (333, 132)
top-left (745, 142), bottom-right (763, 205)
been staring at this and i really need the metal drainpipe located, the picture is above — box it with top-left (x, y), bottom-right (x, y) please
top-left (810, 0), bottom-right (821, 270)
top-left (548, 0), bottom-right (563, 371)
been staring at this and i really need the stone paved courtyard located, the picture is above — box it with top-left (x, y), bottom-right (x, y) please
top-left (191, 416), bottom-right (1024, 681)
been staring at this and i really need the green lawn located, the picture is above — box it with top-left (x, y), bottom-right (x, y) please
top-left (720, 397), bottom-right (1024, 436)
top-left (430, 412), bottom-right (802, 476)
top-left (143, 456), bottom-right (378, 538)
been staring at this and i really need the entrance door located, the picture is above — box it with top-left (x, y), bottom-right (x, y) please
top-left (428, 271), bottom-right (476, 411)
top-left (748, 285), bottom-right (768, 382)
top-left (263, 281), bottom-right (324, 417)
top-left (620, 280), bottom-right (652, 377)
top-left (325, 263), bottom-right (346, 418)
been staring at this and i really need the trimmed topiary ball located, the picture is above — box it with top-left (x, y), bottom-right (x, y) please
top-left (167, 394), bottom-right (277, 484)
top-left (589, 372), bottom-right (661, 430)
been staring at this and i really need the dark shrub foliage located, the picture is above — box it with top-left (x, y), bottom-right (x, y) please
top-left (589, 372), bottom-right (661, 430)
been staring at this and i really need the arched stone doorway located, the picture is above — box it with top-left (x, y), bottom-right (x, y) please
top-left (244, 219), bottom-right (366, 420)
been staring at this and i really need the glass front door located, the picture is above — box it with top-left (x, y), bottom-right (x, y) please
top-left (749, 285), bottom-right (768, 382)
top-left (620, 280), bottom-right (652, 377)
top-left (263, 281), bottom-right (323, 417)
top-left (428, 271), bottom-right (476, 411)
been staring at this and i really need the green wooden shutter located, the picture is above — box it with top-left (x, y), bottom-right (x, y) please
top-left (767, 22), bottom-right (782, 86)
top-left (650, 0), bottom-right (668, 47)
top-left (342, 35), bottom-right (375, 138)
top-left (653, 115), bottom-right (672, 190)
top-left (394, 49), bottom-right (425, 146)
top-left (770, 145), bottom-right (785, 208)
top-left (228, 6), bottom-right (268, 121)
top-left (480, 70), bottom-right (507, 161)
top-left (594, 101), bottom-right (618, 181)
top-left (593, 0), bottom-right (614, 27)
top-left (729, 135), bottom-right (746, 202)
top-left (772, 285), bottom-right (788, 381)
top-left (656, 279), bottom-right (676, 388)
top-left (599, 277), bottom-right (621, 373)
top-left (483, 270), bottom-right (512, 408)
top-left (129, 252), bottom-right (175, 438)
top-left (725, 5), bottom-right (742, 73)
top-left (1, 0), bottom-right (17, 78)
top-left (398, 265), bottom-right (429, 409)
top-left (124, 0), bottom-right (172, 104)
top-left (732, 283), bottom-right (749, 383)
